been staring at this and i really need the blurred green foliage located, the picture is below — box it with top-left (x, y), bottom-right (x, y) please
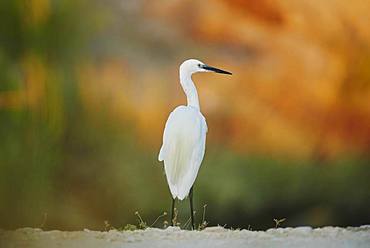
top-left (198, 153), bottom-right (370, 229)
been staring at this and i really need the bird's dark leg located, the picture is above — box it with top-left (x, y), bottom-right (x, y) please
top-left (171, 198), bottom-right (175, 226)
top-left (189, 186), bottom-right (195, 230)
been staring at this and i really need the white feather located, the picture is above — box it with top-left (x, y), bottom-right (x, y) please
top-left (159, 105), bottom-right (207, 200)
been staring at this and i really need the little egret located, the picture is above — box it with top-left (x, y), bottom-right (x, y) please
top-left (158, 59), bottom-right (231, 229)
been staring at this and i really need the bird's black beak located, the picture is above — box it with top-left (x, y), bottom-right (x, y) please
top-left (201, 65), bottom-right (232, 75)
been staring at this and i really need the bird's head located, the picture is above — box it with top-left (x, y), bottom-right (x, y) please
top-left (180, 59), bottom-right (232, 76)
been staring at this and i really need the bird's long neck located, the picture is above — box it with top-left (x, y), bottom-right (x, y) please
top-left (180, 73), bottom-right (200, 110)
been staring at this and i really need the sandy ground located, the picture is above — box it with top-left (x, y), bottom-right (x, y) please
top-left (1, 226), bottom-right (370, 248)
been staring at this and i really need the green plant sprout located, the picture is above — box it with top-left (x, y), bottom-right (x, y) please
top-left (273, 218), bottom-right (286, 228)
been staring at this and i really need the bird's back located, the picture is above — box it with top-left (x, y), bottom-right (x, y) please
top-left (159, 105), bottom-right (207, 200)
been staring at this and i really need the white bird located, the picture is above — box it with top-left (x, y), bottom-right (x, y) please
top-left (158, 59), bottom-right (231, 229)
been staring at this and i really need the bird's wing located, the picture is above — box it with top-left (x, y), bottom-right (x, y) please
top-left (158, 106), bottom-right (207, 200)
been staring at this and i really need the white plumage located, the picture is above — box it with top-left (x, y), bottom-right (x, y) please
top-left (159, 105), bottom-right (207, 200)
top-left (158, 59), bottom-right (231, 203)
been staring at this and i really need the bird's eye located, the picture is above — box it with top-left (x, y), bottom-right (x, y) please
top-left (198, 64), bottom-right (202, 67)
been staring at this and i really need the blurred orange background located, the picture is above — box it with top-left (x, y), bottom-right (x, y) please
top-left (0, 0), bottom-right (369, 230)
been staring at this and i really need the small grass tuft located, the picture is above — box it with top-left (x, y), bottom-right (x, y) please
top-left (273, 218), bottom-right (286, 228)
top-left (117, 205), bottom-right (212, 231)
top-left (247, 224), bottom-right (252, 231)
top-left (172, 208), bottom-right (180, 227)
top-left (182, 212), bottom-right (194, 229)
top-left (135, 211), bottom-right (147, 229)
top-left (198, 204), bottom-right (208, 230)
top-left (122, 224), bottom-right (138, 231)
top-left (150, 211), bottom-right (167, 227)
top-left (163, 220), bottom-right (169, 228)
top-left (104, 220), bottom-right (114, 231)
